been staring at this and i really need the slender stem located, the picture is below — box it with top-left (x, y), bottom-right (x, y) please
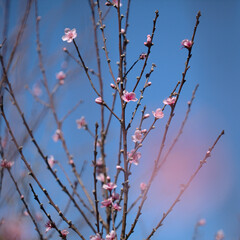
top-left (157, 84), bottom-right (199, 171)
top-left (132, 10), bottom-right (159, 93)
top-left (7, 170), bottom-right (45, 240)
top-left (145, 130), bottom-right (224, 240)
top-left (93, 122), bottom-right (100, 233)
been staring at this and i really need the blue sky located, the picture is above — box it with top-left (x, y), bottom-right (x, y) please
top-left (1, 0), bottom-right (240, 239)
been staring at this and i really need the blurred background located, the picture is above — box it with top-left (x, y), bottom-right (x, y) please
top-left (0, 0), bottom-right (239, 239)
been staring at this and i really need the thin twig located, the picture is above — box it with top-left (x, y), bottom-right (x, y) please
top-left (145, 130), bottom-right (224, 240)
top-left (7, 170), bottom-right (45, 240)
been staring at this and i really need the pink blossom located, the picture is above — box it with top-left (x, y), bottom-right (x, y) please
top-left (116, 77), bottom-right (121, 83)
top-left (121, 90), bottom-right (138, 103)
top-left (111, 192), bottom-right (120, 201)
top-left (144, 34), bottom-right (152, 47)
top-left (76, 116), bottom-right (87, 129)
top-left (198, 218), bottom-right (206, 226)
top-left (121, 28), bottom-right (125, 34)
top-left (101, 198), bottom-right (112, 208)
top-left (32, 83), bottom-right (42, 97)
top-left (56, 71), bottom-right (66, 85)
top-left (52, 129), bottom-right (62, 142)
top-left (95, 97), bottom-right (103, 105)
top-left (106, 230), bottom-right (117, 240)
top-left (128, 150), bottom-right (141, 166)
top-left (132, 129), bottom-right (142, 143)
top-left (103, 182), bottom-right (117, 191)
top-left (90, 233), bottom-right (103, 240)
top-left (1, 159), bottom-right (14, 169)
top-left (96, 173), bottom-right (105, 182)
top-left (163, 96), bottom-right (176, 106)
top-left (45, 221), bottom-right (54, 233)
top-left (147, 82), bottom-right (152, 86)
top-left (112, 203), bottom-right (122, 211)
top-left (48, 155), bottom-right (56, 168)
top-left (215, 230), bottom-right (224, 240)
top-left (61, 229), bottom-right (69, 238)
top-left (152, 108), bottom-right (164, 119)
top-left (181, 39), bottom-right (193, 49)
top-left (62, 28), bottom-right (77, 43)
top-left (140, 182), bottom-right (147, 193)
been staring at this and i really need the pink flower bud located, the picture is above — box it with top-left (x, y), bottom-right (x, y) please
top-left (144, 34), bottom-right (152, 47)
top-left (181, 39), bottom-right (193, 50)
top-left (140, 182), bottom-right (147, 193)
top-left (121, 28), bottom-right (125, 34)
top-left (143, 113), bottom-right (150, 119)
top-left (110, 83), bottom-right (116, 89)
top-left (95, 97), bottom-right (103, 104)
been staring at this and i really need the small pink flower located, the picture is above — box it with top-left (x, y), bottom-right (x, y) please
top-left (152, 108), bottom-right (164, 119)
top-left (96, 173), bottom-right (105, 182)
top-left (45, 221), bottom-right (54, 233)
top-left (76, 116), bottom-right (87, 129)
top-left (121, 90), bottom-right (138, 103)
top-left (95, 97), bottom-right (103, 104)
top-left (198, 218), bottom-right (206, 226)
top-left (56, 71), bottom-right (66, 85)
top-left (181, 39), bottom-right (193, 49)
top-left (147, 82), bottom-right (152, 86)
top-left (106, 230), bottom-right (117, 240)
top-left (90, 233), bottom-right (103, 240)
top-left (101, 198), bottom-right (112, 208)
top-left (215, 230), bottom-right (224, 240)
top-left (139, 53), bottom-right (147, 60)
top-left (52, 129), bottom-right (62, 142)
top-left (128, 150), bottom-right (141, 166)
top-left (48, 155), bottom-right (56, 168)
top-left (103, 182), bottom-right (117, 191)
top-left (112, 203), bottom-right (122, 211)
top-left (61, 229), bottom-right (69, 238)
top-left (62, 28), bottom-right (77, 43)
top-left (132, 129), bottom-right (142, 143)
top-left (1, 159), bottom-right (14, 169)
top-left (140, 182), bottom-right (147, 193)
top-left (111, 192), bottom-right (120, 201)
top-left (116, 77), bottom-right (121, 83)
top-left (121, 28), bottom-right (125, 34)
top-left (163, 96), bottom-right (176, 106)
top-left (32, 83), bottom-right (42, 97)
top-left (144, 34), bottom-right (152, 47)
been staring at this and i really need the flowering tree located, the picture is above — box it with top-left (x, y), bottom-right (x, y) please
top-left (0, 0), bottom-right (225, 240)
